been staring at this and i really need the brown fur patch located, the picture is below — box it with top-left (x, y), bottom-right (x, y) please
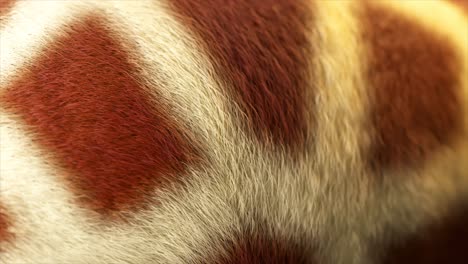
top-left (215, 230), bottom-right (312, 264)
top-left (448, 0), bottom-right (468, 12)
top-left (0, 0), bottom-right (15, 21)
top-left (361, 1), bottom-right (462, 171)
top-left (169, 0), bottom-right (313, 151)
top-left (0, 204), bottom-right (14, 251)
top-left (0, 16), bottom-right (201, 217)
top-left (381, 204), bottom-right (468, 264)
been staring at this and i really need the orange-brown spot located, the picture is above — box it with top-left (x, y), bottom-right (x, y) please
top-left (169, 0), bottom-right (313, 151)
top-left (1, 16), bottom-right (200, 217)
top-left (361, 2), bottom-right (462, 171)
top-left (381, 204), bottom-right (468, 264)
top-left (0, 0), bottom-right (15, 20)
top-left (0, 204), bottom-right (14, 251)
top-left (448, 0), bottom-right (468, 12)
top-left (215, 230), bottom-right (313, 264)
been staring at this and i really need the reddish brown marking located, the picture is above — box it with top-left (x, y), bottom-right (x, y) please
top-left (448, 0), bottom-right (468, 12)
top-left (361, 2), bottom-right (462, 170)
top-left (0, 0), bottom-right (15, 19)
top-left (215, 230), bottom-right (313, 264)
top-left (381, 204), bottom-right (468, 264)
top-left (0, 204), bottom-right (14, 250)
top-left (1, 16), bottom-right (200, 216)
top-left (169, 0), bottom-right (313, 150)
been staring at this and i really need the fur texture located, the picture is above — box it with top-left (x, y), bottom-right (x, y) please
top-left (168, 0), bottom-right (313, 151)
top-left (362, 0), bottom-right (463, 170)
top-left (0, 0), bottom-right (467, 263)
top-left (0, 0), bottom-right (15, 18)
top-left (1, 14), bottom-right (201, 217)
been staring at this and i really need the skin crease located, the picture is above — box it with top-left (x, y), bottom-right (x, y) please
top-left (0, 0), bottom-right (466, 263)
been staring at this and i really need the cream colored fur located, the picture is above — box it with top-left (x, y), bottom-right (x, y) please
top-left (0, 1), bottom-right (467, 263)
